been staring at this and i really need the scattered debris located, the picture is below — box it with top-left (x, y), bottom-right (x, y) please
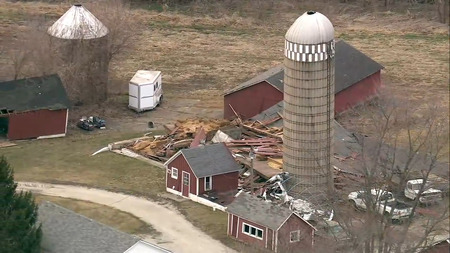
top-left (91, 146), bottom-right (111, 156)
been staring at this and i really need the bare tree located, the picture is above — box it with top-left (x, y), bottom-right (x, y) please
top-left (436, 0), bottom-right (449, 24)
top-left (87, 0), bottom-right (138, 63)
top-left (9, 0), bottom-right (138, 104)
top-left (331, 93), bottom-right (449, 253)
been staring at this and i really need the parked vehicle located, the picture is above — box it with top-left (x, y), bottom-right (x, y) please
top-left (348, 189), bottom-right (413, 222)
top-left (404, 179), bottom-right (442, 205)
top-left (89, 116), bottom-right (106, 129)
top-left (77, 117), bottom-right (94, 131)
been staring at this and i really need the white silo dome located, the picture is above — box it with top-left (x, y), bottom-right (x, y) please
top-left (48, 4), bottom-right (108, 40)
top-left (285, 11), bottom-right (334, 44)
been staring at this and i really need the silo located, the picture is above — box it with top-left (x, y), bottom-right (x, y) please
top-left (283, 11), bottom-right (335, 201)
top-left (48, 4), bottom-right (109, 104)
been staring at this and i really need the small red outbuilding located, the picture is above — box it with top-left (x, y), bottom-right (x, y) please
top-left (223, 40), bottom-right (384, 120)
top-left (165, 143), bottom-right (241, 208)
top-left (0, 74), bottom-right (70, 140)
top-left (227, 192), bottom-right (316, 252)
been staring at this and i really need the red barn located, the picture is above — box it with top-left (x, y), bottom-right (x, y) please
top-left (227, 192), bottom-right (316, 252)
top-left (0, 75), bottom-right (70, 140)
top-left (224, 40), bottom-right (384, 120)
top-left (165, 143), bottom-right (241, 209)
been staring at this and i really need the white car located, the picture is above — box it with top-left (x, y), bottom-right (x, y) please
top-left (348, 189), bottom-right (413, 222)
top-left (404, 179), bottom-right (442, 205)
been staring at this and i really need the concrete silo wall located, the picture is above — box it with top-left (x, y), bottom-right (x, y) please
top-left (283, 41), bottom-right (335, 199)
top-left (51, 36), bottom-right (109, 104)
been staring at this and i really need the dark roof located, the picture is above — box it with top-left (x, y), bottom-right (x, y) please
top-left (224, 40), bottom-right (384, 95)
top-left (335, 40), bottom-right (384, 93)
top-left (0, 74), bottom-right (70, 113)
top-left (38, 202), bottom-right (171, 253)
top-left (224, 65), bottom-right (283, 95)
top-left (227, 192), bottom-right (300, 230)
top-left (180, 143), bottom-right (242, 178)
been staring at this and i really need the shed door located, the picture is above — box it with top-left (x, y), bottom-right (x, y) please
top-left (182, 171), bottom-right (190, 197)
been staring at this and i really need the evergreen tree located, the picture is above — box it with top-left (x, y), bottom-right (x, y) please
top-left (0, 156), bottom-right (42, 253)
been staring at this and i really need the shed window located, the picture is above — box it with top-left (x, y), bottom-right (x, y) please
top-left (205, 176), bottom-right (212, 191)
top-left (290, 230), bottom-right (300, 243)
top-left (171, 167), bottom-right (178, 179)
top-left (242, 223), bottom-right (263, 240)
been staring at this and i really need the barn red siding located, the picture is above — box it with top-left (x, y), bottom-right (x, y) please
top-left (231, 213), bottom-right (238, 237)
top-left (224, 82), bottom-right (283, 120)
top-left (276, 214), bottom-right (314, 253)
top-left (198, 171), bottom-right (239, 195)
top-left (335, 71), bottom-right (382, 114)
top-left (7, 109), bottom-right (67, 140)
top-left (267, 228), bottom-right (273, 250)
top-left (166, 154), bottom-right (197, 195)
top-left (229, 214), bottom-right (269, 249)
top-left (224, 71), bottom-right (382, 119)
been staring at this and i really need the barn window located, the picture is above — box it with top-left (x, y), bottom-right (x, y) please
top-left (290, 230), bottom-right (300, 243)
top-left (204, 176), bottom-right (212, 191)
top-left (242, 222), bottom-right (263, 240)
top-left (171, 167), bottom-right (178, 179)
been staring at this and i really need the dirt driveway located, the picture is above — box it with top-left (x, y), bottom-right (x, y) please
top-left (18, 182), bottom-right (236, 253)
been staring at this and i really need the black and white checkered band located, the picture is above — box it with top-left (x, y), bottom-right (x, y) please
top-left (284, 40), bottom-right (335, 62)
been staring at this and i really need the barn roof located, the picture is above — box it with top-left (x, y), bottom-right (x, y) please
top-left (224, 65), bottom-right (284, 95)
top-left (227, 192), bottom-right (314, 230)
top-left (0, 74), bottom-right (70, 113)
top-left (38, 202), bottom-right (171, 253)
top-left (179, 143), bottom-right (242, 178)
top-left (224, 40), bottom-right (384, 96)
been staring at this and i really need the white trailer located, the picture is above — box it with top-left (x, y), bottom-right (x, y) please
top-left (128, 70), bottom-right (162, 112)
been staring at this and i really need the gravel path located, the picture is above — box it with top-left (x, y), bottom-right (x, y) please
top-left (18, 182), bottom-right (236, 253)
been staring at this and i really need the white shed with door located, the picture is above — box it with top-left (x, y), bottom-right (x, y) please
top-left (128, 70), bottom-right (163, 112)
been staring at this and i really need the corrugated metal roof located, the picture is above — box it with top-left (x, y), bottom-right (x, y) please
top-left (48, 4), bottom-right (108, 40)
top-left (227, 192), bottom-right (294, 230)
top-left (0, 74), bottom-right (70, 112)
top-left (225, 40), bottom-right (384, 96)
top-left (285, 11), bottom-right (334, 44)
top-left (181, 143), bottom-right (242, 178)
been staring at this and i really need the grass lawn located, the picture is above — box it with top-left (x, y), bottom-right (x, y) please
top-left (34, 194), bottom-right (160, 237)
top-left (2, 131), bottom-right (166, 197)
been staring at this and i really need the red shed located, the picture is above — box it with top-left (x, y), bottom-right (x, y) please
top-left (165, 143), bottom-right (241, 209)
top-left (227, 192), bottom-right (316, 252)
top-left (0, 75), bottom-right (70, 140)
top-left (223, 40), bottom-right (384, 120)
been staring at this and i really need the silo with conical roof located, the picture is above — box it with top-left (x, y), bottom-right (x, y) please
top-left (283, 11), bottom-right (335, 201)
top-left (48, 4), bottom-right (109, 104)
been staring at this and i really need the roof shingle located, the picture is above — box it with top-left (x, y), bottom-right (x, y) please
top-left (0, 74), bottom-right (70, 113)
top-left (224, 40), bottom-right (384, 96)
top-left (180, 143), bottom-right (242, 178)
top-left (226, 192), bottom-right (294, 230)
